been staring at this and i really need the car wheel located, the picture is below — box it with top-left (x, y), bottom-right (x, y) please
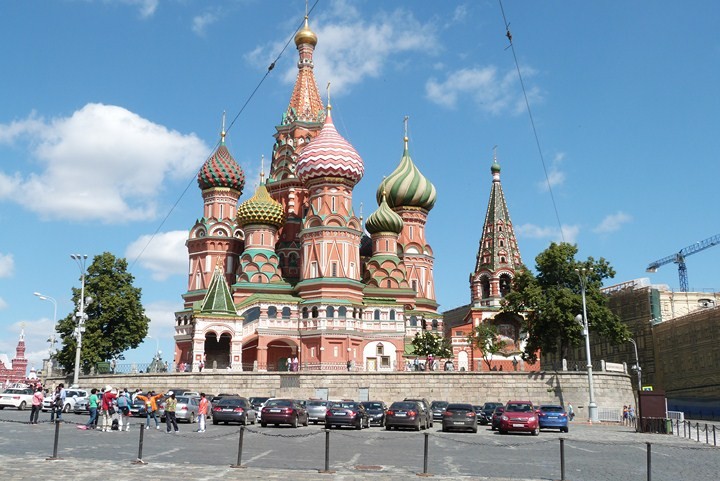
top-left (213, 419), bottom-right (218, 425)
top-left (491, 425), bottom-right (496, 431)
top-left (385, 424), bottom-right (391, 430)
top-left (63, 404), bottom-right (71, 413)
top-left (190, 413), bottom-right (196, 424)
top-left (261, 422), bottom-right (267, 427)
top-left (532, 427), bottom-right (540, 436)
top-left (18, 401), bottom-right (26, 411)
top-left (291, 416), bottom-right (298, 428)
top-left (303, 416), bottom-right (309, 427)
top-left (355, 418), bottom-right (362, 430)
top-left (472, 427), bottom-right (478, 434)
top-left (441, 427), bottom-right (447, 432)
top-left (563, 427), bottom-right (569, 433)
top-left (415, 422), bottom-right (421, 431)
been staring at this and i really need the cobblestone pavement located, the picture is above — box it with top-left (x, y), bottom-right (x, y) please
top-left (0, 410), bottom-right (716, 481)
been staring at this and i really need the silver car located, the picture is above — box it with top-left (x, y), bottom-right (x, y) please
top-left (174, 396), bottom-right (200, 423)
top-left (306, 400), bottom-right (331, 425)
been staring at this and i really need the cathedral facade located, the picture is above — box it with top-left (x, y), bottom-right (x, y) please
top-left (173, 16), bottom-right (442, 372)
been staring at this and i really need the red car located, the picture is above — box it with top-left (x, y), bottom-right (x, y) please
top-left (260, 399), bottom-right (309, 428)
top-left (498, 400), bottom-right (539, 436)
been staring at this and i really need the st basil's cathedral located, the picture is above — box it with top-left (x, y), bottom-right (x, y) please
top-left (173, 15), bottom-right (534, 373)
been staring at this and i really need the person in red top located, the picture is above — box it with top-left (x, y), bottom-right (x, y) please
top-left (100, 386), bottom-right (117, 432)
top-left (30, 386), bottom-right (44, 425)
top-left (197, 393), bottom-right (209, 432)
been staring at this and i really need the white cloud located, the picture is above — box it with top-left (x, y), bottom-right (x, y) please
top-left (452, 5), bottom-right (469, 23)
top-left (0, 318), bottom-right (56, 371)
top-left (144, 300), bottom-right (181, 340)
top-left (113, 0), bottom-right (158, 19)
top-left (249, 4), bottom-right (437, 98)
top-left (0, 253), bottom-right (14, 278)
top-left (0, 297), bottom-right (7, 310)
top-left (593, 211), bottom-right (632, 234)
top-left (0, 104), bottom-right (209, 224)
top-left (538, 152), bottom-right (566, 192)
top-left (426, 66), bottom-right (539, 114)
top-left (192, 11), bottom-right (219, 36)
top-left (517, 223), bottom-right (580, 244)
top-left (126, 230), bottom-right (188, 281)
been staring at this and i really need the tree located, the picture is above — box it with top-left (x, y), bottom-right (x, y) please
top-left (410, 330), bottom-right (453, 359)
top-left (55, 252), bottom-right (150, 373)
top-left (502, 242), bottom-right (630, 364)
top-left (467, 323), bottom-right (508, 370)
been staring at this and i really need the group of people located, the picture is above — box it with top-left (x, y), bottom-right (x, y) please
top-left (622, 404), bottom-right (636, 425)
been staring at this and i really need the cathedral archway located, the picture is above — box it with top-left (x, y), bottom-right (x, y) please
top-left (267, 338), bottom-right (299, 371)
top-left (204, 331), bottom-right (232, 369)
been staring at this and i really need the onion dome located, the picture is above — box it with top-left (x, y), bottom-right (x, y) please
top-left (366, 193), bottom-right (404, 235)
top-left (198, 131), bottom-right (245, 192)
top-left (378, 136), bottom-right (436, 211)
top-left (237, 182), bottom-right (286, 228)
top-left (294, 16), bottom-right (318, 47)
top-left (296, 110), bottom-right (364, 185)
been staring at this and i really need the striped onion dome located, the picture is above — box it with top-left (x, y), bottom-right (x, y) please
top-left (296, 111), bottom-right (364, 186)
top-left (236, 182), bottom-right (285, 228)
top-left (378, 137), bottom-right (436, 211)
top-left (366, 193), bottom-right (404, 235)
top-left (197, 138), bottom-right (245, 192)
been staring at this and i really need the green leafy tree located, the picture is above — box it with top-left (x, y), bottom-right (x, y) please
top-left (55, 252), bottom-right (150, 373)
top-left (467, 323), bottom-right (508, 370)
top-left (410, 330), bottom-right (453, 358)
top-left (502, 242), bottom-right (630, 364)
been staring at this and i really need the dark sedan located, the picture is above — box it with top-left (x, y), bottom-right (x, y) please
top-left (385, 401), bottom-right (423, 431)
top-left (360, 401), bottom-right (387, 426)
top-left (431, 401), bottom-right (449, 421)
top-left (211, 397), bottom-right (256, 425)
top-left (442, 403), bottom-right (478, 433)
top-left (491, 406), bottom-right (505, 430)
top-left (480, 402), bottom-right (504, 425)
top-left (325, 401), bottom-right (369, 429)
top-left (260, 399), bottom-right (308, 428)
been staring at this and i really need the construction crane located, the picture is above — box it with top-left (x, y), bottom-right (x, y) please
top-left (646, 234), bottom-right (720, 291)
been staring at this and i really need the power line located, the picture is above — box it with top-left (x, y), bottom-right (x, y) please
top-left (129, 1), bottom-right (322, 270)
top-left (498, 0), bottom-right (566, 243)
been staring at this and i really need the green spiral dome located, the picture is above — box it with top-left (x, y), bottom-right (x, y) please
top-left (366, 194), bottom-right (404, 235)
top-left (378, 139), bottom-right (436, 211)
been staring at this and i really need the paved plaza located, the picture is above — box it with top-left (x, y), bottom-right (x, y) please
top-left (0, 409), bottom-right (717, 480)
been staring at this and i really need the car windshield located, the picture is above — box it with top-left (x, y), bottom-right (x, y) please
top-left (484, 403), bottom-right (502, 409)
top-left (250, 397), bottom-right (269, 404)
top-left (447, 404), bottom-right (473, 411)
top-left (362, 402), bottom-right (383, 409)
top-left (390, 402), bottom-right (417, 410)
top-left (307, 401), bottom-right (328, 407)
top-left (431, 401), bottom-right (448, 409)
top-left (4, 389), bottom-right (27, 394)
top-left (540, 406), bottom-right (565, 413)
top-left (265, 399), bottom-right (292, 408)
top-left (218, 398), bottom-right (245, 407)
top-left (506, 403), bottom-right (533, 412)
top-left (177, 397), bottom-right (191, 404)
top-left (331, 402), bottom-right (359, 409)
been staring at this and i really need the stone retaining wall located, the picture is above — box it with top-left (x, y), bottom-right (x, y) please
top-left (49, 371), bottom-right (633, 414)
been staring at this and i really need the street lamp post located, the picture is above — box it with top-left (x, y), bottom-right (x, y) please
top-left (34, 292), bottom-right (57, 376)
top-left (575, 267), bottom-right (598, 423)
top-left (71, 254), bottom-right (92, 387)
top-left (628, 338), bottom-right (642, 392)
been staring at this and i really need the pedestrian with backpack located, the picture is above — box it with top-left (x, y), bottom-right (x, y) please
top-left (100, 386), bottom-right (117, 432)
top-left (116, 388), bottom-right (131, 431)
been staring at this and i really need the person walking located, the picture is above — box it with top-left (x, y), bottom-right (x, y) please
top-left (567, 402), bottom-right (575, 421)
top-left (83, 388), bottom-right (99, 430)
top-left (50, 384), bottom-right (66, 422)
top-left (136, 390), bottom-right (164, 430)
top-left (197, 393), bottom-right (209, 432)
top-left (116, 388), bottom-right (131, 431)
top-left (30, 386), bottom-right (43, 425)
top-left (100, 386), bottom-right (117, 432)
top-left (164, 392), bottom-right (179, 434)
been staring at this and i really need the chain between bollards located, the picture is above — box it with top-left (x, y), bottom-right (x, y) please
top-left (231, 425), bottom-right (246, 468)
top-left (132, 423), bottom-right (147, 464)
top-left (559, 438), bottom-right (566, 481)
top-left (45, 419), bottom-right (62, 461)
top-left (318, 428), bottom-right (335, 474)
top-left (417, 431), bottom-right (432, 477)
top-left (646, 442), bottom-right (652, 481)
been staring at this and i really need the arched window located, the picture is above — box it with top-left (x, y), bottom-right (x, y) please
top-left (410, 315), bottom-right (418, 327)
top-left (374, 309), bottom-right (381, 320)
top-left (431, 319), bottom-right (439, 331)
top-left (326, 306), bottom-right (335, 318)
top-left (389, 309), bottom-right (396, 320)
top-left (267, 306), bottom-right (278, 318)
top-left (242, 307), bottom-right (260, 325)
top-left (282, 307), bottom-right (291, 319)
top-left (481, 277), bottom-right (491, 299)
top-left (376, 343), bottom-right (384, 355)
top-left (312, 306), bottom-right (319, 318)
top-left (302, 307), bottom-right (309, 319)
top-left (338, 306), bottom-right (347, 318)
top-left (499, 274), bottom-right (512, 297)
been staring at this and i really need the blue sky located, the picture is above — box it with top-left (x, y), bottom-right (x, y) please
top-left (1, 0), bottom-right (719, 371)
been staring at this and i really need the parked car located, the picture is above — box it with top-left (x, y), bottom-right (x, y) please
top-left (403, 398), bottom-right (433, 428)
top-left (0, 388), bottom-right (34, 410)
top-left (441, 403), bottom-right (478, 433)
top-left (479, 402), bottom-right (504, 425)
top-left (325, 401), bottom-right (369, 429)
top-left (173, 396), bottom-right (200, 423)
top-left (73, 396), bottom-right (89, 415)
top-left (537, 405), bottom-right (569, 432)
top-left (499, 400), bottom-right (539, 435)
top-left (473, 405), bottom-right (484, 423)
top-left (42, 388), bottom-right (88, 413)
top-left (360, 401), bottom-right (387, 426)
top-left (249, 396), bottom-right (270, 420)
top-left (430, 400), bottom-right (449, 421)
top-left (212, 397), bottom-right (257, 425)
top-left (260, 399), bottom-right (308, 428)
top-left (306, 399), bottom-right (331, 425)
top-left (130, 398), bottom-right (165, 419)
top-left (490, 406), bottom-right (505, 430)
top-left (385, 401), bottom-right (425, 431)
top-left (211, 393), bottom-right (239, 404)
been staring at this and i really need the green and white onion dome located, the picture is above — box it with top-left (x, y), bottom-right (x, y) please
top-left (378, 138), bottom-right (436, 211)
top-left (365, 194), bottom-right (404, 235)
top-left (236, 183), bottom-right (285, 228)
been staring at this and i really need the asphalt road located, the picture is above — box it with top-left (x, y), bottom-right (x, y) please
top-left (0, 409), bottom-right (717, 480)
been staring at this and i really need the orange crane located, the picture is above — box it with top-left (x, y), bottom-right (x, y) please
top-left (646, 234), bottom-right (720, 291)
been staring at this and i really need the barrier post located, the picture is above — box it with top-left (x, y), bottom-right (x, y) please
top-left (45, 420), bottom-right (62, 461)
top-left (231, 426), bottom-right (246, 468)
top-left (132, 423), bottom-right (148, 464)
top-left (417, 432), bottom-right (432, 477)
top-left (696, 422), bottom-right (700, 442)
top-left (318, 429), bottom-right (335, 474)
top-left (713, 425), bottom-right (716, 446)
top-left (559, 438), bottom-right (566, 481)
top-left (646, 442), bottom-right (652, 481)
top-left (706, 424), bottom-right (709, 444)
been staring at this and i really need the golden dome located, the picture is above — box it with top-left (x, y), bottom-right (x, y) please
top-left (294, 16), bottom-right (318, 47)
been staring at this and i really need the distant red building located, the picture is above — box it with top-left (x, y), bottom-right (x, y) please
top-left (0, 331), bottom-right (29, 386)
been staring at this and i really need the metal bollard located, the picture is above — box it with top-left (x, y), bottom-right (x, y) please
top-left (706, 424), bottom-right (709, 444)
top-left (45, 420), bottom-right (62, 461)
top-left (132, 423), bottom-right (147, 464)
top-left (714, 425), bottom-right (716, 446)
top-left (416, 432), bottom-right (432, 477)
top-left (559, 438), bottom-right (566, 481)
top-left (318, 429), bottom-right (335, 474)
top-left (646, 442), bottom-right (652, 481)
top-left (231, 426), bottom-right (246, 468)
top-left (696, 422), bottom-right (700, 442)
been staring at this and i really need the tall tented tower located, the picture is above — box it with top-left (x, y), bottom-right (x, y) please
top-left (174, 13), bottom-right (443, 373)
top-left (470, 152), bottom-right (522, 307)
